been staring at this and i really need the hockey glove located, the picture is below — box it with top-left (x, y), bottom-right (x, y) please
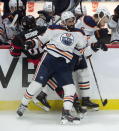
top-left (91, 42), bottom-right (100, 52)
top-left (24, 40), bottom-right (35, 50)
top-left (9, 43), bottom-right (22, 58)
top-left (100, 43), bottom-right (108, 51)
top-left (95, 28), bottom-right (109, 40)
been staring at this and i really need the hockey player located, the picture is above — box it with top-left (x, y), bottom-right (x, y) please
top-left (36, 1), bottom-right (56, 27)
top-left (33, 5), bottom-right (110, 112)
top-left (108, 5), bottom-right (119, 44)
top-left (9, 14), bottom-right (86, 117)
top-left (10, 15), bottom-right (47, 65)
top-left (74, 6), bottom-right (110, 110)
top-left (16, 11), bottom-right (87, 124)
top-left (32, 3), bottom-right (88, 115)
top-left (0, 0), bottom-right (25, 45)
top-left (2, 0), bottom-right (27, 19)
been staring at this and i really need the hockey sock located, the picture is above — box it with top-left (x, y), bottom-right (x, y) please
top-left (21, 81), bottom-right (42, 106)
top-left (63, 84), bottom-right (76, 110)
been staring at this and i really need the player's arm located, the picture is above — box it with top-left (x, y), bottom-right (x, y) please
top-left (9, 35), bottom-right (23, 57)
top-left (74, 32), bottom-right (87, 56)
top-left (24, 26), bottom-right (54, 50)
top-left (108, 6), bottom-right (119, 29)
top-left (108, 16), bottom-right (118, 29)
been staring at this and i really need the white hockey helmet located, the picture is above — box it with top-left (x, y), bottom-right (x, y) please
top-left (95, 7), bottom-right (110, 19)
top-left (43, 2), bottom-right (55, 13)
top-left (9, 0), bottom-right (23, 12)
top-left (95, 7), bottom-right (110, 25)
top-left (61, 11), bottom-right (75, 22)
top-left (74, 5), bottom-right (87, 15)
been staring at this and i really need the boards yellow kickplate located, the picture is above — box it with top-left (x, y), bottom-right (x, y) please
top-left (0, 99), bottom-right (119, 110)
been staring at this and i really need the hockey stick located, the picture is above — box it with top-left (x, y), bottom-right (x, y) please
top-left (16, 0), bottom-right (20, 31)
top-left (9, 0), bottom-right (20, 29)
top-left (88, 57), bottom-right (108, 106)
top-left (9, 14), bottom-right (18, 27)
top-left (79, 0), bottom-right (83, 15)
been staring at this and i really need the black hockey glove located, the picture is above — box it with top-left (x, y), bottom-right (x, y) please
top-left (91, 42), bottom-right (100, 52)
top-left (24, 40), bottom-right (35, 50)
top-left (95, 28), bottom-right (109, 39)
top-left (100, 42), bottom-right (108, 51)
top-left (91, 41), bottom-right (108, 52)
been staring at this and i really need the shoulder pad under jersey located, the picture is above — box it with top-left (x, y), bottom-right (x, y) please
top-left (83, 15), bottom-right (97, 28)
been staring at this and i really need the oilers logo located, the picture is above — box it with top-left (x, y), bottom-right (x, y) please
top-left (60, 33), bottom-right (74, 46)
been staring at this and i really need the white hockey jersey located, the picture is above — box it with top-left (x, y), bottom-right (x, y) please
top-left (108, 16), bottom-right (119, 42)
top-left (75, 16), bottom-right (97, 36)
top-left (37, 25), bottom-right (87, 63)
top-left (75, 15), bottom-right (98, 57)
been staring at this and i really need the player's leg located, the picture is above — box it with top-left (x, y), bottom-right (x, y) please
top-left (33, 85), bottom-right (51, 111)
top-left (17, 52), bottom-right (54, 116)
top-left (55, 64), bottom-right (80, 124)
top-left (32, 77), bottom-right (58, 111)
top-left (77, 57), bottom-right (99, 110)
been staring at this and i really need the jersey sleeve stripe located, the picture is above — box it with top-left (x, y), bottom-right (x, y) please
top-left (46, 44), bottom-right (73, 60)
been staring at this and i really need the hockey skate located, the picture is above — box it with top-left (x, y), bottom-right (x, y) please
top-left (16, 104), bottom-right (27, 117)
top-left (33, 91), bottom-right (51, 111)
top-left (81, 97), bottom-right (99, 111)
top-left (61, 108), bottom-right (80, 125)
top-left (73, 98), bottom-right (87, 119)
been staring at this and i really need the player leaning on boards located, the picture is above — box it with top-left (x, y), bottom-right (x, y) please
top-left (16, 11), bottom-right (87, 124)
top-left (33, 5), bottom-right (110, 112)
top-left (0, 0), bottom-right (25, 45)
top-left (74, 5), bottom-right (110, 110)
top-left (108, 5), bottom-right (119, 44)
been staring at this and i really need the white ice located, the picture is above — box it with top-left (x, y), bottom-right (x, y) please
top-left (0, 110), bottom-right (119, 131)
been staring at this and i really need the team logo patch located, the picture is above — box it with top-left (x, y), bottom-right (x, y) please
top-left (60, 33), bottom-right (74, 46)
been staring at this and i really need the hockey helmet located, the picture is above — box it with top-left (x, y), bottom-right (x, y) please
top-left (95, 7), bottom-right (110, 19)
top-left (43, 2), bottom-right (55, 13)
top-left (95, 7), bottom-right (110, 26)
top-left (21, 15), bottom-right (36, 30)
top-left (9, 0), bottom-right (24, 12)
top-left (61, 11), bottom-right (75, 22)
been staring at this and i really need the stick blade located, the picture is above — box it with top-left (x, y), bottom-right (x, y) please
top-left (103, 99), bottom-right (108, 106)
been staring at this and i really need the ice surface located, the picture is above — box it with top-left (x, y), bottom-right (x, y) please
top-left (0, 110), bottom-right (119, 131)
